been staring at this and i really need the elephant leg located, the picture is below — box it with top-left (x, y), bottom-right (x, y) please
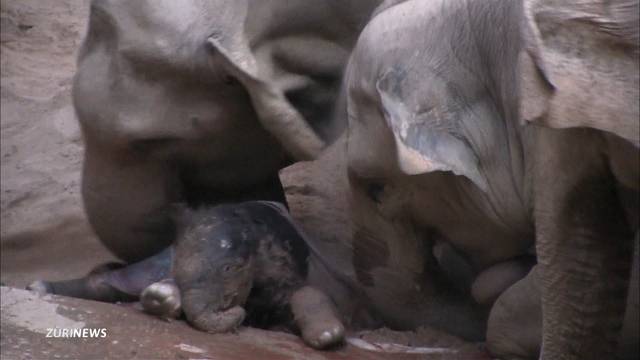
top-left (471, 256), bottom-right (536, 306)
top-left (26, 247), bottom-right (173, 302)
top-left (348, 173), bottom-right (485, 341)
top-left (290, 286), bottom-right (345, 349)
top-left (534, 128), bottom-right (634, 360)
top-left (486, 265), bottom-right (542, 360)
top-left (82, 142), bottom-right (180, 262)
top-left (26, 262), bottom-right (132, 302)
top-left (487, 242), bottom-right (639, 360)
top-left (618, 233), bottom-right (639, 360)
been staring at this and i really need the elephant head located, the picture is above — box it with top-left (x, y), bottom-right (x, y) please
top-left (344, 3), bottom-right (638, 357)
top-left (171, 204), bottom-right (257, 333)
top-left (72, 0), bottom-right (381, 263)
top-left (75, 0), bottom-right (336, 161)
top-left (339, 0), bottom-right (537, 341)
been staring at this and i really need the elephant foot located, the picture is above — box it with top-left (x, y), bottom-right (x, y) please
top-left (188, 305), bottom-right (246, 333)
top-left (140, 278), bottom-right (182, 319)
top-left (290, 286), bottom-right (345, 349)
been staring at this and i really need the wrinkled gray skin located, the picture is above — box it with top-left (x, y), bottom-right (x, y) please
top-left (29, 202), bottom-right (345, 350)
top-left (488, 236), bottom-right (639, 360)
top-left (518, 1), bottom-right (639, 359)
top-left (344, 0), bottom-right (638, 358)
top-left (281, 136), bottom-right (499, 338)
top-left (169, 201), bottom-right (344, 349)
top-left (73, 0), bottom-right (382, 263)
top-left (344, 0), bottom-right (534, 342)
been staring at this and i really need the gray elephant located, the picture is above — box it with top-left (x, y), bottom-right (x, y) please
top-left (73, 0), bottom-right (382, 263)
top-left (342, 0), bottom-right (535, 342)
top-left (517, 1), bottom-right (639, 359)
top-left (47, 0), bottom-right (638, 357)
top-left (29, 201), bottom-right (345, 349)
top-left (281, 136), bottom-right (495, 341)
top-left (340, 0), bottom-right (638, 359)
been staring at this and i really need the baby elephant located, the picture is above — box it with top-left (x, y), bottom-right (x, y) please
top-left (28, 201), bottom-right (344, 349)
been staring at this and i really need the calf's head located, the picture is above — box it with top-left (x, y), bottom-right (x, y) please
top-left (172, 205), bottom-right (256, 332)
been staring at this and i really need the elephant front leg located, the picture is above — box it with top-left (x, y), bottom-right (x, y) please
top-left (486, 265), bottom-right (542, 360)
top-left (534, 128), bottom-right (633, 360)
top-left (290, 286), bottom-right (345, 349)
top-left (26, 262), bottom-right (132, 302)
top-left (27, 246), bottom-right (174, 303)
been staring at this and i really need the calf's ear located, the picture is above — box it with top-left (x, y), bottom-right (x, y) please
top-left (520, 0), bottom-right (639, 144)
top-left (206, 36), bottom-right (325, 161)
top-left (376, 71), bottom-right (488, 192)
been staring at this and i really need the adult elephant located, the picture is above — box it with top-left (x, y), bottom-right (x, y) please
top-left (73, 0), bottom-right (381, 262)
top-left (518, 0), bottom-right (639, 359)
top-left (342, 0), bottom-right (638, 357)
top-left (343, 0), bottom-right (535, 342)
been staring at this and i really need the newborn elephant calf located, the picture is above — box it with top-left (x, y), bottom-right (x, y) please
top-left (28, 201), bottom-right (344, 350)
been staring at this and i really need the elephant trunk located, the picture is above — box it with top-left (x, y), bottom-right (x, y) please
top-left (180, 276), bottom-right (253, 333)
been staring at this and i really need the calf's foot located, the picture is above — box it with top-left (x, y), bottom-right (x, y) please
top-left (291, 286), bottom-right (345, 349)
top-left (141, 278), bottom-right (182, 319)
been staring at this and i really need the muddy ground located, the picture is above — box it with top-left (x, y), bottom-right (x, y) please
top-left (0, 1), bottom-right (489, 359)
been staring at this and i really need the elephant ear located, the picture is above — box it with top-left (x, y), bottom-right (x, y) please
top-left (376, 71), bottom-right (489, 192)
top-left (206, 36), bottom-right (325, 160)
top-left (520, 0), bottom-right (639, 144)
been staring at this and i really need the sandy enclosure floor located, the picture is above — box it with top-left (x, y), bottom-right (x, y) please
top-left (1, 0), bottom-right (115, 287)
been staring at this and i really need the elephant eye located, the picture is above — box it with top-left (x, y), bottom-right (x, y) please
top-left (366, 182), bottom-right (385, 204)
top-left (222, 264), bottom-right (234, 273)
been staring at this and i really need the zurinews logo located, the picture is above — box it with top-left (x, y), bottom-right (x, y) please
top-left (46, 328), bottom-right (108, 338)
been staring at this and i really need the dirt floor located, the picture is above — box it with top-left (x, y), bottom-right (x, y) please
top-left (0, 1), bottom-right (490, 359)
top-left (1, 287), bottom-right (491, 360)
top-left (1, 0), bottom-right (116, 288)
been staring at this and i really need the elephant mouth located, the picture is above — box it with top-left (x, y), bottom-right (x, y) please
top-left (188, 303), bottom-right (247, 333)
top-left (178, 288), bottom-right (242, 332)
top-left (182, 280), bottom-right (250, 312)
